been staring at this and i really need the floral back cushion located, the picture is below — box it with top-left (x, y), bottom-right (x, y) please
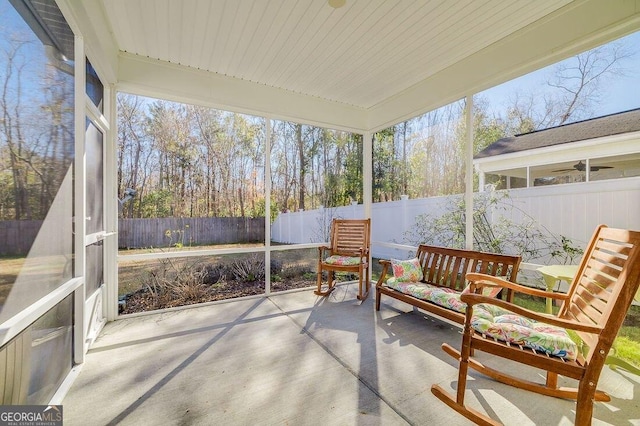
top-left (391, 258), bottom-right (423, 282)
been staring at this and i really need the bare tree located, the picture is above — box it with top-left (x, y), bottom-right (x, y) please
top-left (117, 94), bottom-right (150, 217)
top-left (1, 41), bottom-right (30, 219)
top-left (547, 43), bottom-right (632, 126)
top-left (503, 42), bottom-right (635, 133)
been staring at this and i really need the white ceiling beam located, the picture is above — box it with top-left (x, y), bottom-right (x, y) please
top-left (117, 53), bottom-right (369, 132)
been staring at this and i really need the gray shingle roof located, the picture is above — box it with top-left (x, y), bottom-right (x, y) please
top-left (475, 108), bottom-right (640, 159)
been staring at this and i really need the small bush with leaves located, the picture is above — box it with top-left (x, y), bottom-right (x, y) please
top-left (404, 191), bottom-right (583, 264)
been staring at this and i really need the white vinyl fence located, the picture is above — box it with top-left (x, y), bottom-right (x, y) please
top-left (272, 177), bottom-right (640, 262)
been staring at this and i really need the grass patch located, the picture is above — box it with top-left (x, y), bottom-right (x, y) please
top-left (512, 293), bottom-right (557, 314)
top-left (612, 336), bottom-right (640, 368)
top-left (619, 324), bottom-right (640, 341)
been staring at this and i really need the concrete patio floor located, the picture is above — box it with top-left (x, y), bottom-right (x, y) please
top-left (62, 283), bottom-right (640, 425)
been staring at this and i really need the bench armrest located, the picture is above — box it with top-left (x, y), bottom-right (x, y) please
top-left (317, 246), bottom-right (331, 258)
top-left (376, 259), bottom-right (392, 286)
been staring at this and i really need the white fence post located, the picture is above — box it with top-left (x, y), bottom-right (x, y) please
top-left (299, 210), bottom-right (305, 243)
top-left (318, 206), bottom-right (325, 243)
top-left (401, 195), bottom-right (409, 236)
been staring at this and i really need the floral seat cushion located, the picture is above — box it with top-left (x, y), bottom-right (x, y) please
top-left (386, 279), bottom-right (466, 313)
top-left (324, 255), bottom-right (362, 266)
top-left (471, 303), bottom-right (578, 361)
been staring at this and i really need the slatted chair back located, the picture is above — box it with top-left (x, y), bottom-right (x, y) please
top-left (431, 225), bottom-right (640, 426)
top-left (316, 218), bottom-right (371, 300)
top-left (560, 225), bottom-right (640, 367)
top-left (417, 245), bottom-right (521, 292)
top-left (330, 219), bottom-right (371, 258)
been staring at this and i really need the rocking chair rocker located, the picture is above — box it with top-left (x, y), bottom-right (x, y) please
top-left (431, 225), bottom-right (640, 425)
top-left (316, 218), bottom-right (371, 300)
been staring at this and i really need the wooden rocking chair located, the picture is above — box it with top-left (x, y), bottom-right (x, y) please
top-left (316, 218), bottom-right (371, 300)
top-left (431, 225), bottom-right (640, 426)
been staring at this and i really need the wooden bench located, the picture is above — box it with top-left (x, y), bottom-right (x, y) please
top-left (375, 245), bottom-right (522, 324)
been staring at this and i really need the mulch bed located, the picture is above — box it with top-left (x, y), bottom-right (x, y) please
top-left (119, 278), bottom-right (315, 315)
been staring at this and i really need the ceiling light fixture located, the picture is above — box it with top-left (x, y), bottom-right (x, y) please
top-left (328, 0), bottom-right (346, 9)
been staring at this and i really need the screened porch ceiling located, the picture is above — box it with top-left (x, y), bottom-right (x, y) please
top-left (71, 0), bottom-right (640, 132)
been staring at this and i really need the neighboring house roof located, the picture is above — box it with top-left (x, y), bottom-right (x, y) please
top-left (475, 108), bottom-right (640, 159)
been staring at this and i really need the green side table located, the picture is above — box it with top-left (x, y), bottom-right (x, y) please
top-left (537, 264), bottom-right (579, 314)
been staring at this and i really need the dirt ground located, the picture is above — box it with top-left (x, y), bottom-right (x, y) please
top-left (119, 277), bottom-right (317, 314)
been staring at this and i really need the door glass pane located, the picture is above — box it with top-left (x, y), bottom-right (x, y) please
top-left (0, 296), bottom-right (72, 404)
top-left (0, 0), bottom-right (75, 324)
top-left (86, 58), bottom-right (103, 112)
top-left (86, 243), bottom-right (103, 296)
top-left (86, 119), bottom-right (104, 235)
top-left (27, 295), bottom-right (73, 403)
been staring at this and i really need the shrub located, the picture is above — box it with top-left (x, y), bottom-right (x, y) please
top-left (201, 263), bottom-right (228, 284)
top-left (302, 272), bottom-right (316, 280)
top-left (270, 259), bottom-right (283, 275)
top-left (280, 264), bottom-right (308, 279)
top-left (144, 258), bottom-right (210, 305)
top-left (231, 254), bottom-right (265, 282)
top-left (405, 191), bottom-right (583, 264)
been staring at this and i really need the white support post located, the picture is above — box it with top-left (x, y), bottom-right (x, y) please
top-left (585, 158), bottom-right (591, 182)
top-left (363, 131), bottom-right (372, 283)
top-left (264, 118), bottom-right (272, 295)
top-left (363, 132), bottom-right (372, 219)
top-left (465, 96), bottom-right (474, 250)
top-left (105, 82), bottom-right (118, 321)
